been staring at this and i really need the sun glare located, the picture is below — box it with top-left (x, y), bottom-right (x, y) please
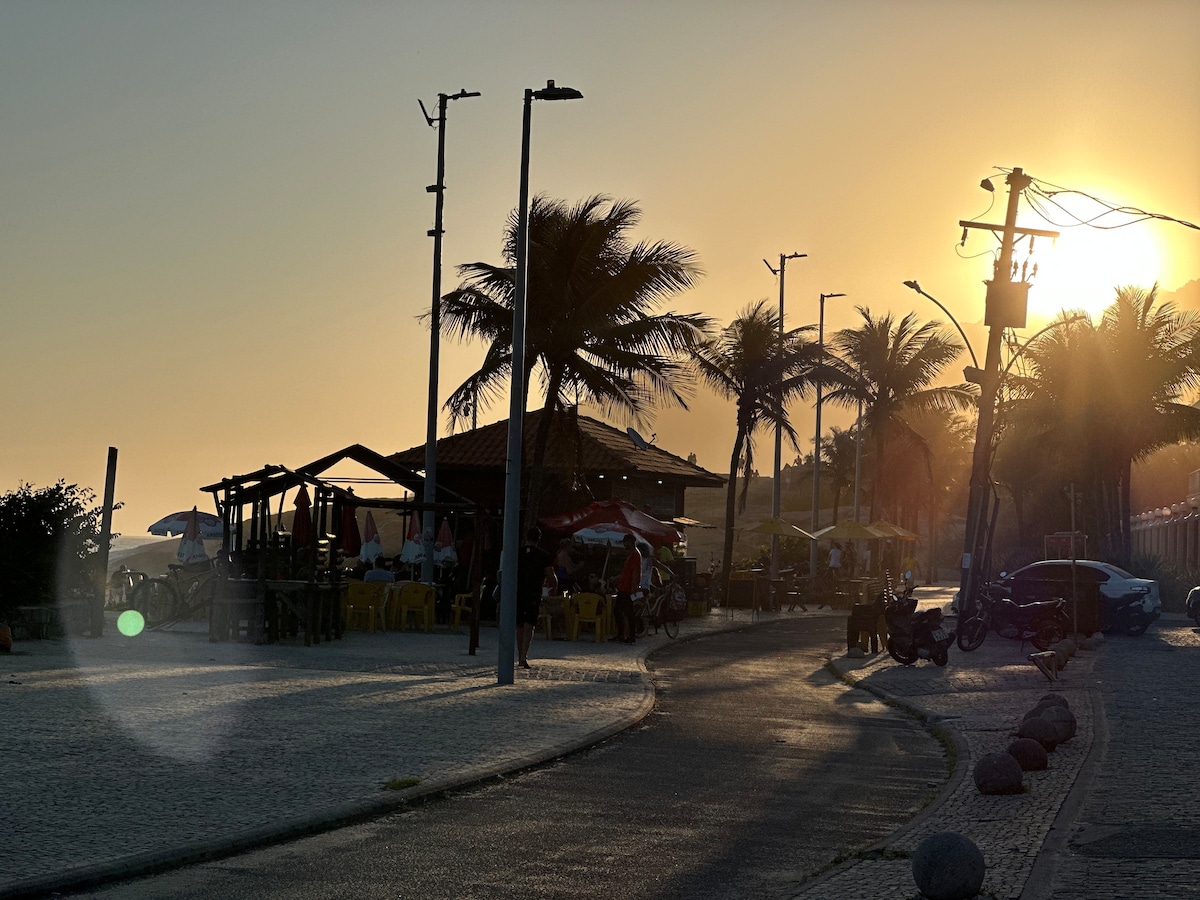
top-left (1026, 223), bottom-right (1162, 322)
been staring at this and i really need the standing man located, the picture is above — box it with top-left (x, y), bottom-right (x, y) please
top-left (614, 533), bottom-right (642, 644)
top-left (516, 527), bottom-right (554, 669)
top-left (828, 542), bottom-right (843, 584)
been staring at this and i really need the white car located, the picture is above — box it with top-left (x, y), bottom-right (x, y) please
top-left (991, 559), bottom-right (1160, 634)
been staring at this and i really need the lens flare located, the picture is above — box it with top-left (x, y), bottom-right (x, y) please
top-left (117, 609), bottom-right (145, 637)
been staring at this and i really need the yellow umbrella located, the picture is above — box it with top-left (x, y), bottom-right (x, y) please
top-left (812, 521), bottom-right (888, 541)
top-left (748, 517), bottom-right (814, 539)
top-left (868, 519), bottom-right (920, 541)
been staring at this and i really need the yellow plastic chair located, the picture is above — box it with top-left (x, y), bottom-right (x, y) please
top-left (451, 591), bottom-right (475, 631)
top-left (569, 592), bottom-right (605, 643)
top-left (345, 581), bottom-right (386, 633)
top-left (393, 582), bottom-right (435, 632)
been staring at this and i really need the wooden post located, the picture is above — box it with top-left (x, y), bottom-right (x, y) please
top-left (94, 447), bottom-right (118, 637)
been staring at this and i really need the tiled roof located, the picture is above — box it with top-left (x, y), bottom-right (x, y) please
top-left (392, 409), bottom-right (723, 487)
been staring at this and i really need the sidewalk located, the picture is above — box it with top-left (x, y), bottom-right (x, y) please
top-left (0, 604), bottom-right (783, 899)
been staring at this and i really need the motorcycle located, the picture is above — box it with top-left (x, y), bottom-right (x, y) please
top-left (1101, 591), bottom-right (1159, 637)
top-left (956, 588), bottom-right (1067, 652)
top-left (885, 583), bottom-right (954, 666)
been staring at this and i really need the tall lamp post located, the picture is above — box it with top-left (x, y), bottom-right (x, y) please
top-left (420, 88), bottom-right (480, 584)
top-left (810, 292), bottom-right (845, 582)
top-left (763, 252), bottom-right (806, 590)
top-left (498, 80), bottom-right (583, 686)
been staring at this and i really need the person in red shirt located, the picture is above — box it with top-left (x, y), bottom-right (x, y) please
top-left (614, 533), bottom-right (642, 643)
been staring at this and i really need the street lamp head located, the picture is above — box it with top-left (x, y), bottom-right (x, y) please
top-left (532, 80), bottom-right (583, 101)
top-left (902, 280), bottom-right (920, 292)
top-left (821, 292), bottom-right (846, 301)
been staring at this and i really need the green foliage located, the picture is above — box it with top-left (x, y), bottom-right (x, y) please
top-left (0, 482), bottom-right (112, 617)
top-left (1128, 552), bottom-right (1195, 613)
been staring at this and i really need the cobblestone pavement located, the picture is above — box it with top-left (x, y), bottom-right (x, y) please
top-left (4, 594), bottom-right (1193, 900)
top-left (0, 606), bottom-right (776, 899)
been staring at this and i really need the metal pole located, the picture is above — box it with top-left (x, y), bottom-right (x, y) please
top-left (853, 372), bottom-right (863, 523)
top-left (766, 252), bottom-right (805, 595)
top-left (1070, 482), bottom-right (1079, 637)
top-left (498, 88), bottom-right (535, 685)
top-left (810, 294), bottom-right (825, 583)
top-left (94, 446), bottom-right (118, 637)
top-left (422, 89), bottom-right (479, 585)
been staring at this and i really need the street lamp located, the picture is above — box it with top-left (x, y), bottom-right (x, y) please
top-left (810, 292), bottom-right (845, 582)
top-left (764, 252), bottom-right (806, 589)
top-left (499, 80), bottom-right (583, 686)
top-left (420, 88), bottom-right (480, 584)
top-left (902, 280), bottom-right (980, 373)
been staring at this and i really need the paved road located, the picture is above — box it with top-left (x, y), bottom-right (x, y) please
top-left (78, 618), bottom-right (945, 899)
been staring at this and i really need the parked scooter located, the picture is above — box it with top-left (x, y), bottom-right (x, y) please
top-left (956, 587), bottom-right (1066, 652)
top-left (885, 577), bottom-right (954, 666)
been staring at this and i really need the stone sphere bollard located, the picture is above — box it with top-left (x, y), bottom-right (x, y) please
top-left (1080, 636), bottom-right (1102, 651)
top-left (846, 646), bottom-right (866, 659)
top-left (1007, 737), bottom-right (1049, 771)
top-left (1041, 705), bottom-right (1077, 741)
top-left (1039, 694), bottom-right (1069, 709)
top-left (1061, 639), bottom-right (1077, 658)
top-left (974, 751), bottom-right (1024, 794)
top-left (1018, 716), bottom-right (1060, 751)
top-left (912, 831), bottom-right (986, 900)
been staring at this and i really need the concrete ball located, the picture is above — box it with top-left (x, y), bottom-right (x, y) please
top-left (1041, 705), bottom-right (1077, 741)
top-left (846, 646), bottom-right (866, 659)
top-left (1018, 716), bottom-right (1060, 751)
top-left (1039, 694), bottom-right (1070, 709)
top-left (974, 751), bottom-right (1024, 795)
top-left (1079, 636), bottom-right (1102, 651)
top-left (1007, 737), bottom-right (1049, 771)
top-left (912, 831), bottom-right (986, 900)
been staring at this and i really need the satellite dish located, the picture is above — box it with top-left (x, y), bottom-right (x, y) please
top-left (626, 427), bottom-right (655, 450)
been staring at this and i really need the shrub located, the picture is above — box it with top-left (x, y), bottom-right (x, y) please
top-left (0, 482), bottom-right (113, 619)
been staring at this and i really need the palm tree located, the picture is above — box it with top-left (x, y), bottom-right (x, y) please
top-left (819, 426), bottom-right (860, 525)
top-left (1007, 285), bottom-right (1200, 564)
top-left (439, 195), bottom-right (710, 519)
top-left (692, 300), bottom-right (826, 603)
top-left (828, 308), bottom-right (975, 523)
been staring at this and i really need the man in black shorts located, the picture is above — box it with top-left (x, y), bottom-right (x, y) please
top-left (516, 527), bottom-right (555, 669)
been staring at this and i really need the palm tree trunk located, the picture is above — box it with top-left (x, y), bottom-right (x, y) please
top-left (524, 371), bottom-right (565, 527)
top-left (720, 428), bottom-right (747, 606)
top-left (1119, 457), bottom-right (1133, 567)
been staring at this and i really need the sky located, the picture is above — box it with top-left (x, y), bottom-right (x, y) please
top-left (2, 0), bottom-right (1198, 540)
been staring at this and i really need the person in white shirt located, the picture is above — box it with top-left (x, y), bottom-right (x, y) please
top-left (363, 556), bottom-right (394, 584)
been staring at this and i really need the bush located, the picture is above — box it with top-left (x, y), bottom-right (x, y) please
top-left (1128, 553), bottom-right (1195, 613)
top-left (0, 482), bottom-right (114, 619)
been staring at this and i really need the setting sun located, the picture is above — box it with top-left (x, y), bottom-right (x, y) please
top-left (1025, 214), bottom-right (1164, 323)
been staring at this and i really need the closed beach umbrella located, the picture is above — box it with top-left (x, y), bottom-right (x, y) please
top-left (340, 505), bottom-right (362, 557)
top-left (434, 518), bottom-right (457, 567)
top-left (291, 485), bottom-right (313, 548)
top-left (359, 510), bottom-right (383, 563)
top-left (176, 507), bottom-right (209, 565)
top-left (400, 511), bottom-right (426, 564)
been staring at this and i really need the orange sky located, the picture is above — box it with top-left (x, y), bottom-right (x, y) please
top-left (2, 0), bottom-right (1197, 538)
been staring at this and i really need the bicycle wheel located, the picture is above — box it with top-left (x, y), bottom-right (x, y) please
top-left (182, 577), bottom-right (216, 621)
top-left (664, 617), bottom-right (679, 639)
top-left (634, 609), bottom-right (648, 637)
top-left (130, 578), bottom-right (181, 629)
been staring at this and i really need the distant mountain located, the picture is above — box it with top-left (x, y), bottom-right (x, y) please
top-left (1163, 279), bottom-right (1200, 310)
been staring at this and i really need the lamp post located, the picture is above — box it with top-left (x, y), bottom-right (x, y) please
top-left (902, 280), bottom-right (980, 372)
top-left (420, 88), bottom-right (479, 584)
top-left (498, 80), bottom-right (583, 686)
top-left (763, 252), bottom-right (806, 590)
top-left (810, 292), bottom-right (845, 582)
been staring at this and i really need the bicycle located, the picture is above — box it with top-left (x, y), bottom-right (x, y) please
top-left (128, 560), bottom-right (218, 629)
top-left (632, 580), bottom-right (687, 639)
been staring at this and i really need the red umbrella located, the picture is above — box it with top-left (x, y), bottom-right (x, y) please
top-left (291, 485), bottom-right (313, 547)
top-left (340, 505), bottom-right (362, 557)
top-left (434, 518), bottom-right (457, 566)
top-left (540, 500), bottom-right (683, 549)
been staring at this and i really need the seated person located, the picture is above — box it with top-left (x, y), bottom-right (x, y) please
top-left (363, 556), bottom-right (394, 584)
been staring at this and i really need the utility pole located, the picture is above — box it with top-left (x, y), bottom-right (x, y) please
top-left (956, 167), bottom-right (1058, 617)
top-left (419, 89), bottom-right (479, 584)
top-left (763, 252), bottom-right (806, 597)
